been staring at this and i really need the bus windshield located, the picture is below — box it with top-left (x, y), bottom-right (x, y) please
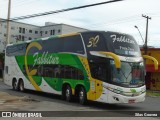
top-left (110, 60), bottom-right (145, 87)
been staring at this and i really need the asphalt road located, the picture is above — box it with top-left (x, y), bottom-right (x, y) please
top-left (0, 80), bottom-right (160, 119)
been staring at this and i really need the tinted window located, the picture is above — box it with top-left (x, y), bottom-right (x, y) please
top-left (27, 38), bottom-right (63, 55)
top-left (23, 28), bottom-right (25, 34)
top-left (29, 30), bottom-right (32, 33)
top-left (63, 35), bottom-right (85, 54)
top-left (6, 43), bottom-right (27, 56)
top-left (89, 57), bottom-right (111, 82)
top-left (7, 35), bottom-right (85, 56)
top-left (35, 31), bottom-right (38, 34)
top-left (23, 64), bottom-right (84, 80)
top-left (42, 38), bottom-right (63, 53)
top-left (59, 65), bottom-right (84, 80)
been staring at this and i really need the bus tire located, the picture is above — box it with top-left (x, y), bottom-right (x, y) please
top-left (19, 80), bottom-right (25, 92)
top-left (79, 87), bottom-right (87, 105)
top-left (12, 79), bottom-right (18, 90)
top-left (65, 85), bottom-right (72, 102)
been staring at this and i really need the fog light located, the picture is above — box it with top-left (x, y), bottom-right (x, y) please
top-left (113, 96), bottom-right (119, 101)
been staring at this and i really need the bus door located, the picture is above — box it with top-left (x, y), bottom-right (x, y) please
top-left (89, 62), bottom-right (105, 100)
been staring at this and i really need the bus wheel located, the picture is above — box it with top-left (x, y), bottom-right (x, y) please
top-left (19, 80), bottom-right (24, 92)
top-left (65, 85), bottom-right (72, 102)
top-left (79, 87), bottom-right (87, 105)
top-left (12, 79), bottom-right (18, 90)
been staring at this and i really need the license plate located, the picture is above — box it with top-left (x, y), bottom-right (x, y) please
top-left (128, 99), bottom-right (135, 103)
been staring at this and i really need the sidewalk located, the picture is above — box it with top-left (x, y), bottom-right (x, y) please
top-left (0, 91), bottom-right (38, 111)
top-left (0, 79), bottom-right (39, 111)
top-left (146, 90), bottom-right (160, 97)
top-left (147, 89), bottom-right (160, 93)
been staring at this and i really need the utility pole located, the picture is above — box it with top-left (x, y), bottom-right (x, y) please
top-left (142, 14), bottom-right (151, 55)
top-left (6, 0), bottom-right (11, 45)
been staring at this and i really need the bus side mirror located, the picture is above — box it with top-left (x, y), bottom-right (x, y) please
top-left (142, 55), bottom-right (158, 70)
top-left (99, 51), bottom-right (121, 69)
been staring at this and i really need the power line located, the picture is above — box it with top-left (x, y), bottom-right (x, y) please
top-left (88, 17), bottom-right (143, 29)
top-left (10, 0), bottom-right (124, 21)
top-left (86, 14), bottom-right (140, 27)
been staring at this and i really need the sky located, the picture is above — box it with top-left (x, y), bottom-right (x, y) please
top-left (0, 0), bottom-right (160, 47)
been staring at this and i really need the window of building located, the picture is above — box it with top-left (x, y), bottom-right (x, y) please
top-left (50, 30), bottom-right (55, 35)
top-left (11, 35), bottom-right (15, 38)
top-left (19, 35), bottom-right (21, 40)
top-left (4, 34), bottom-right (6, 37)
top-left (29, 37), bottom-right (32, 40)
top-left (22, 36), bottom-right (25, 41)
top-left (58, 29), bottom-right (61, 33)
top-left (35, 31), bottom-right (38, 34)
top-left (22, 28), bottom-right (25, 34)
top-left (19, 27), bottom-right (22, 33)
top-left (40, 31), bottom-right (43, 36)
top-left (50, 30), bottom-right (52, 35)
top-left (11, 26), bottom-right (15, 30)
top-left (29, 30), bottom-right (32, 33)
top-left (52, 30), bottom-right (55, 35)
top-left (45, 31), bottom-right (48, 34)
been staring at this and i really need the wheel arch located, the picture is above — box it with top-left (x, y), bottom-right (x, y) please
top-left (62, 82), bottom-right (72, 94)
top-left (18, 78), bottom-right (24, 83)
top-left (12, 77), bottom-right (17, 86)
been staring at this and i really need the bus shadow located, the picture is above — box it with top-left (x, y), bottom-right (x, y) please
top-left (86, 101), bottom-right (141, 110)
top-left (7, 88), bottom-right (142, 112)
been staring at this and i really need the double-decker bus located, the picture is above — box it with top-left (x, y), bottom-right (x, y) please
top-left (4, 31), bottom-right (158, 104)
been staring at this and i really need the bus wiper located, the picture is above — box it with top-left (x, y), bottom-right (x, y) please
top-left (126, 71), bottom-right (132, 81)
top-left (120, 82), bottom-right (130, 85)
top-left (120, 70), bottom-right (128, 80)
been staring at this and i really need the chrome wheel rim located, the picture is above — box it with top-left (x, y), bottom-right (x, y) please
top-left (66, 89), bottom-right (70, 100)
top-left (13, 81), bottom-right (17, 89)
top-left (20, 82), bottom-right (24, 91)
top-left (79, 90), bottom-right (84, 102)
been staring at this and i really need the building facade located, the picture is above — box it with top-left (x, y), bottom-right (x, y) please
top-left (0, 19), bottom-right (87, 53)
top-left (141, 48), bottom-right (160, 91)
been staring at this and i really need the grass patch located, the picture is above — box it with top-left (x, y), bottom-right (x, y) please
top-left (146, 91), bottom-right (160, 97)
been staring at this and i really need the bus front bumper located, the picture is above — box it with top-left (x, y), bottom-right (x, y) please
top-left (107, 91), bottom-right (146, 104)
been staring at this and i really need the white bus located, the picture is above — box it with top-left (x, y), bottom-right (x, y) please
top-left (4, 31), bottom-right (158, 104)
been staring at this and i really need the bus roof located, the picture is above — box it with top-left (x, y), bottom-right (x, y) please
top-left (6, 30), bottom-right (132, 47)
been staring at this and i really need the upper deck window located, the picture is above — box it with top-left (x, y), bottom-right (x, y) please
top-left (29, 35), bottom-right (85, 55)
top-left (63, 35), bottom-right (85, 54)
